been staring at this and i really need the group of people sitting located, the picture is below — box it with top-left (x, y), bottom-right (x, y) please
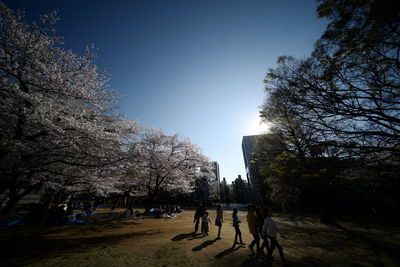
top-left (193, 203), bottom-right (286, 266)
top-left (46, 203), bottom-right (74, 224)
top-left (123, 204), bottom-right (183, 219)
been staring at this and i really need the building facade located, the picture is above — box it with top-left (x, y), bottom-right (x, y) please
top-left (242, 135), bottom-right (257, 186)
top-left (242, 135), bottom-right (262, 202)
top-left (232, 175), bottom-right (250, 203)
top-left (219, 177), bottom-right (231, 204)
top-left (213, 161), bottom-right (220, 197)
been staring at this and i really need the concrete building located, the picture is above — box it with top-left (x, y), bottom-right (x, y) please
top-left (242, 135), bottom-right (262, 202)
top-left (213, 161), bottom-right (220, 196)
top-left (219, 177), bottom-right (232, 203)
top-left (232, 175), bottom-right (249, 203)
top-left (242, 135), bottom-right (258, 186)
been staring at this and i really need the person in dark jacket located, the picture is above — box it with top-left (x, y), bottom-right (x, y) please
top-left (193, 202), bottom-right (206, 233)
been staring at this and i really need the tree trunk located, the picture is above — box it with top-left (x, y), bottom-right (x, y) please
top-left (146, 194), bottom-right (155, 210)
top-left (0, 188), bottom-right (19, 215)
top-left (0, 185), bottom-right (37, 215)
top-left (146, 182), bottom-right (160, 210)
top-left (320, 183), bottom-right (337, 225)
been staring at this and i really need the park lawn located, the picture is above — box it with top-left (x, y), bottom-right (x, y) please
top-left (0, 208), bottom-right (399, 267)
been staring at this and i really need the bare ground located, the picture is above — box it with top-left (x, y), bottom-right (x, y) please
top-left (0, 208), bottom-right (399, 266)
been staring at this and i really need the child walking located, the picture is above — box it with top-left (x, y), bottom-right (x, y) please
top-left (202, 211), bottom-right (212, 236)
top-left (262, 208), bottom-right (287, 266)
top-left (215, 204), bottom-right (224, 239)
top-left (232, 208), bottom-right (245, 246)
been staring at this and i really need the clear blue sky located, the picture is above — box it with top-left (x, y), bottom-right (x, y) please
top-left (8, 0), bottom-right (327, 183)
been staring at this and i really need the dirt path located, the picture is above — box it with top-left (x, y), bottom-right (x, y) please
top-left (0, 208), bottom-right (399, 266)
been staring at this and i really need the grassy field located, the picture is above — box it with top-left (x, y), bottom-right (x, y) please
top-left (0, 208), bottom-right (399, 266)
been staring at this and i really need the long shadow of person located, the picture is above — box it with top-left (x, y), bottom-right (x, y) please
top-left (186, 232), bottom-right (205, 240)
top-left (214, 245), bottom-right (241, 259)
top-left (192, 238), bottom-right (218, 251)
top-left (171, 232), bottom-right (196, 241)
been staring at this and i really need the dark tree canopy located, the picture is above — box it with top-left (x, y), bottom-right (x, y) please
top-left (259, 0), bottom-right (400, 217)
top-left (262, 0), bottom-right (400, 161)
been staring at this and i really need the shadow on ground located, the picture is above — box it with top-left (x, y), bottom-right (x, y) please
top-left (215, 245), bottom-right (241, 259)
top-left (2, 210), bottom-right (400, 267)
top-left (171, 232), bottom-right (196, 241)
top-left (277, 217), bottom-right (400, 266)
top-left (192, 238), bottom-right (218, 251)
top-left (335, 223), bottom-right (400, 260)
top-left (0, 215), bottom-right (159, 266)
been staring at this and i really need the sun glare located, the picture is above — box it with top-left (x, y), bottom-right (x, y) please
top-left (247, 115), bottom-right (271, 135)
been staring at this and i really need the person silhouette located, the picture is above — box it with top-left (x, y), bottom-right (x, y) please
top-left (247, 205), bottom-right (260, 256)
top-left (232, 208), bottom-right (245, 246)
top-left (202, 211), bottom-right (212, 236)
top-left (194, 202), bottom-right (206, 233)
top-left (262, 208), bottom-right (287, 266)
top-left (215, 204), bottom-right (224, 239)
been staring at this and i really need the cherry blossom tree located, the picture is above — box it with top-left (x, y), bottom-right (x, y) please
top-left (128, 128), bottom-right (212, 208)
top-left (0, 4), bottom-right (137, 213)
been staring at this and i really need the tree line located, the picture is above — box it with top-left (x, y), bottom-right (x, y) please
top-left (0, 3), bottom-right (211, 215)
top-left (254, 0), bottom-right (399, 220)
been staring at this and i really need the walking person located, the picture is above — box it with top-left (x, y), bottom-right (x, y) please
top-left (202, 211), bottom-right (212, 236)
top-left (262, 208), bottom-right (287, 266)
top-left (232, 208), bottom-right (245, 246)
top-left (247, 205), bottom-right (260, 256)
top-left (193, 202), bottom-right (206, 233)
top-left (215, 204), bottom-right (224, 239)
top-left (259, 207), bottom-right (271, 256)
